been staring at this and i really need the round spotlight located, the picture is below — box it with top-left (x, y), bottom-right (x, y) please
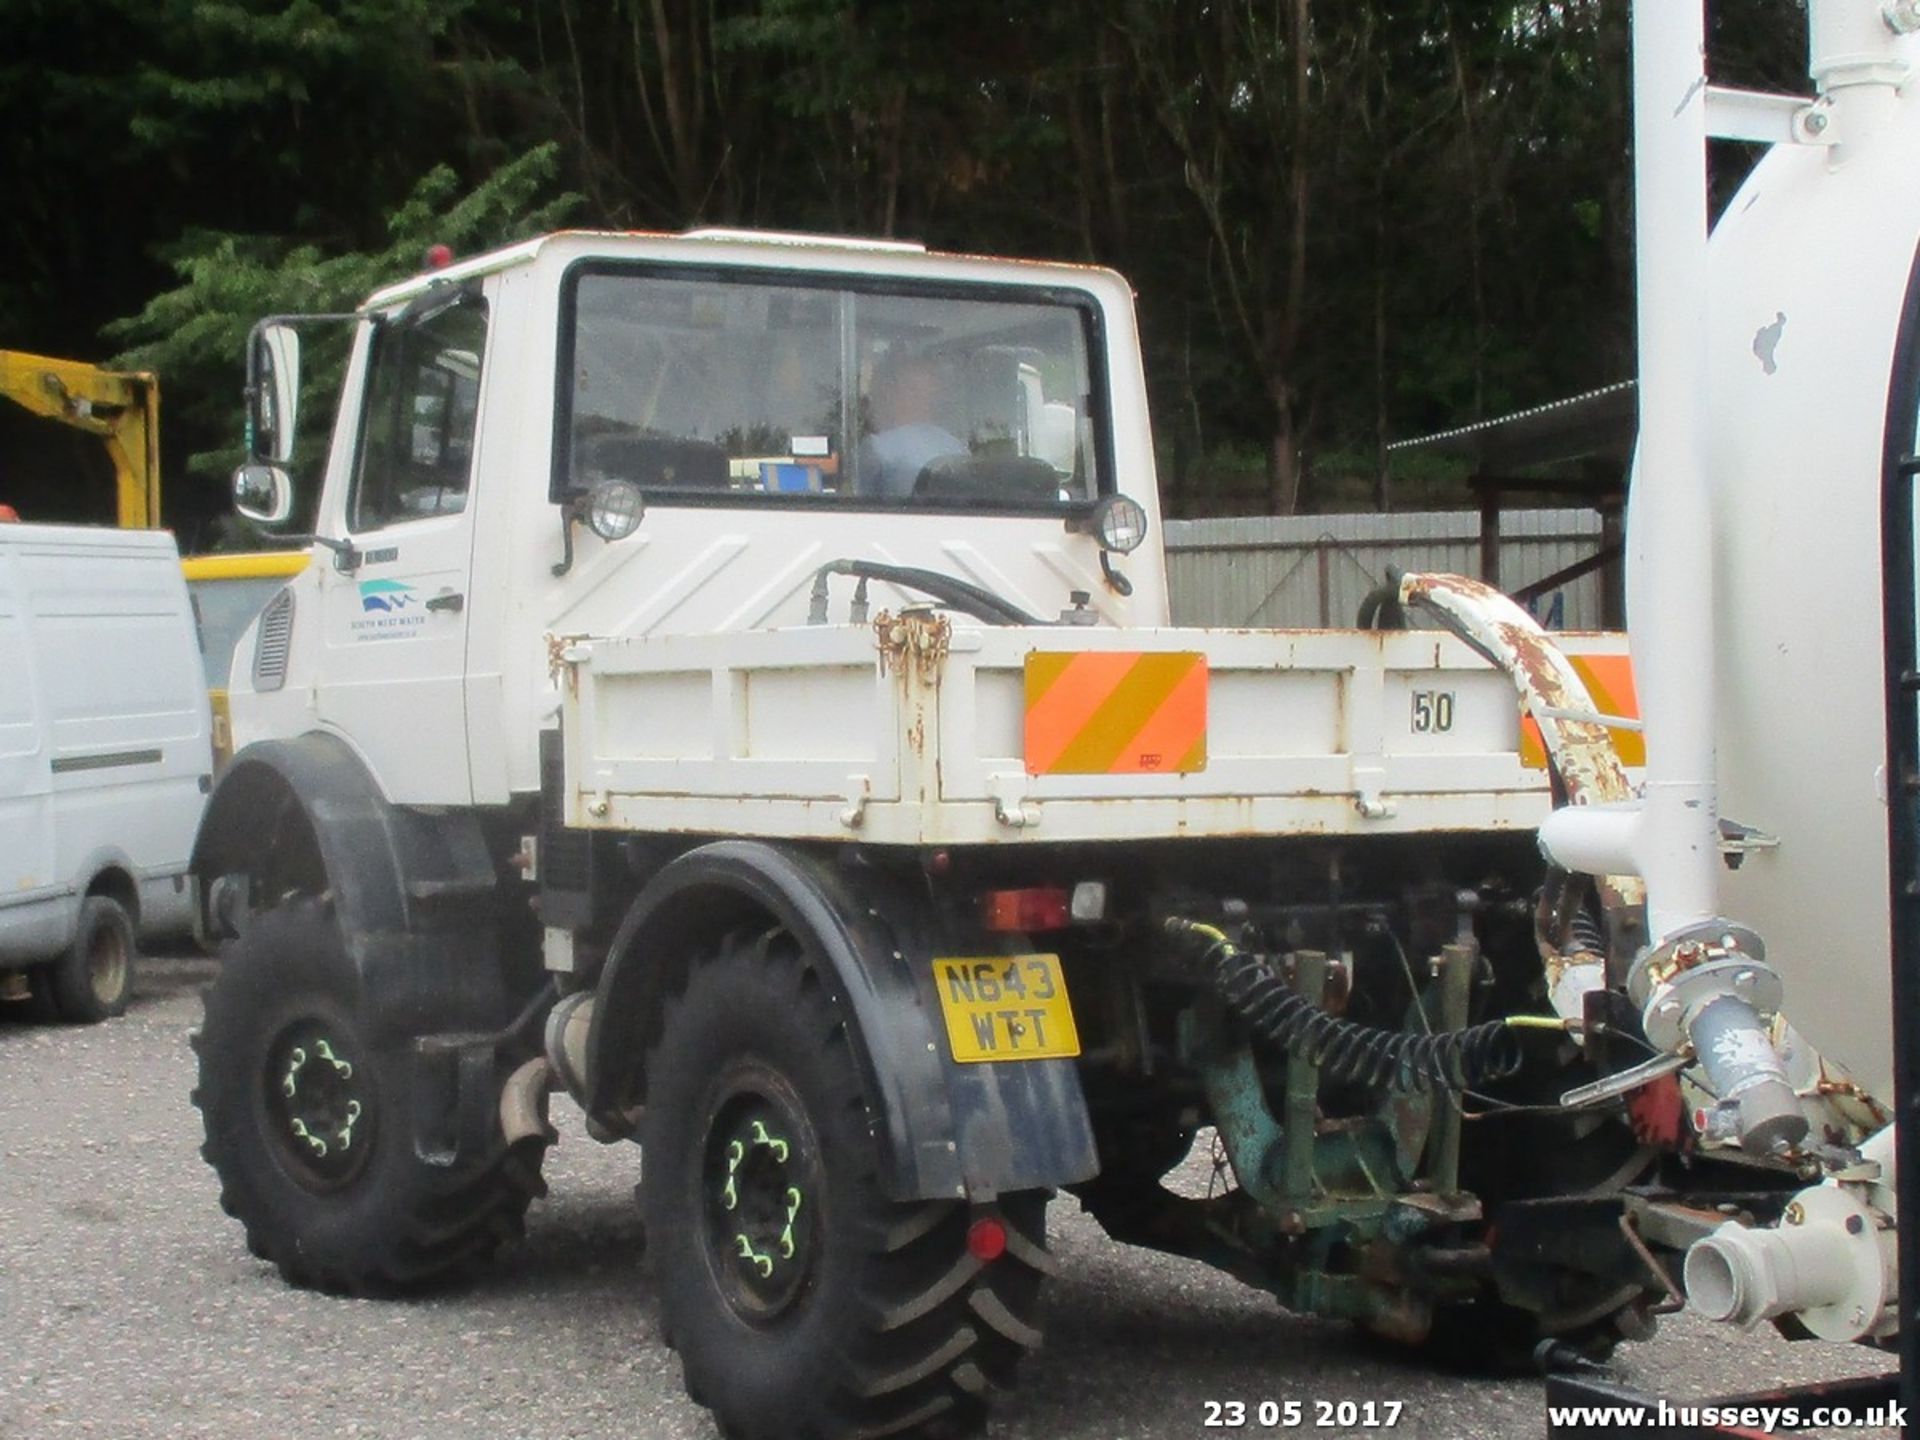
top-left (585, 479), bottom-right (646, 542)
top-left (1092, 493), bottom-right (1148, 554)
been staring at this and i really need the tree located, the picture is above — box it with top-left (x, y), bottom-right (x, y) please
top-left (1122, 0), bottom-right (1318, 513)
top-left (107, 144), bottom-right (575, 544)
top-left (3, 0), bottom-right (1811, 532)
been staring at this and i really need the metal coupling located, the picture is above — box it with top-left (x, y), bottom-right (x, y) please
top-left (1685, 1124), bottom-right (1897, 1341)
top-left (543, 990), bottom-right (595, 1102)
top-left (1628, 919), bottom-right (1806, 1153)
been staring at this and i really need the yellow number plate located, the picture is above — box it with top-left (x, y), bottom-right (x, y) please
top-left (933, 955), bottom-right (1080, 1064)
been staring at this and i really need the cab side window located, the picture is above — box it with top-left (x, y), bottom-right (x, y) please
top-left (350, 296), bottom-right (488, 531)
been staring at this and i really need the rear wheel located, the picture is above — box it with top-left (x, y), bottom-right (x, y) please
top-left (642, 928), bottom-right (1050, 1440)
top-left (49, 895), bottom-right (135, 1023)
top-left (192, 896), bottom-right (547, 1293)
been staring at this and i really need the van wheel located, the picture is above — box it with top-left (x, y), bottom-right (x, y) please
top-left (50, 896), bottom-right (136, 1023)
top-left (192, 896), bottom-right (548, 1294)
top-left (642, 928), bottom-right (1050, 1440)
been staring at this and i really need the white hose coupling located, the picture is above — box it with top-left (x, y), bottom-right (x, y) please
top-left (1686, 1181), bottom-right (1895, 1341)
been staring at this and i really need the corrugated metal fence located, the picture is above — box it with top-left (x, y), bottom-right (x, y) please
top-left (1162, 509), bottom-right (1609, 630)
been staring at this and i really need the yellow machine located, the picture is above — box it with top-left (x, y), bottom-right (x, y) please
top-left (0, 349), bottom-right (161, 528)
top-left (2, 348), bottom-right (308, 769)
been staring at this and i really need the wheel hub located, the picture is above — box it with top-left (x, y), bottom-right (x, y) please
top-left (702, 1080), bottom-right (819, 1318)
top-left (266, 1021), bottom-right (372, 1188)
top-left (86, 923), bottom-right (127, 1005)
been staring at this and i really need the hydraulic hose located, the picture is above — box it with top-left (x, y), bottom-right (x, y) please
top-left (808, 559), bottom-right (1039, 626)
top-left (1356, 580), bottom-right (1409, 630)
top-left (1166, 918), bottom-right (1524, 1095)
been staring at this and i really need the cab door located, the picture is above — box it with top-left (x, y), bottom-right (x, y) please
top-left (315, 292), bottom-right (489, 804)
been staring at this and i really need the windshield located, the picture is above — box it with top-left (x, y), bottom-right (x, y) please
top-left (558, 268), bottom-right (1103, 510)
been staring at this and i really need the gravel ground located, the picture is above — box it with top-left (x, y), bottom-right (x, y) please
top-left (0, 955), bottom-right (1902, 1439)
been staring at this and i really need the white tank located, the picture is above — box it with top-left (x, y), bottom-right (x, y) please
top-left (1705, 66), bottom-right (1920, 1103)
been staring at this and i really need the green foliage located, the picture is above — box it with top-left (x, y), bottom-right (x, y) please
top-left (1, 0), bottom-right (1805, 534)
top-left (106, 145), bottom-right (575, 491)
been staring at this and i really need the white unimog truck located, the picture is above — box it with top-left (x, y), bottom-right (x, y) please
top-left (191, 122), bottom-right (1898, 1430)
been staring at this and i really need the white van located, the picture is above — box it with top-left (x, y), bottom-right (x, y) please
top-left (0, 524), bottom-right (213, 1020)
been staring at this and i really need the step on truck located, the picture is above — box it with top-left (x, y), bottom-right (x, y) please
top-left (190, 222), bottom-right (1880, 1439)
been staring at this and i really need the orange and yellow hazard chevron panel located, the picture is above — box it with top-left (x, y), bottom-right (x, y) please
top-left (1519, 653), bottom-right (1645, 768)
top-left (1024, 651), bottom-right (1208, 775)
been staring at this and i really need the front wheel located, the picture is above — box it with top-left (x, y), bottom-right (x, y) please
top-left (642, 929), bottom-right (1050, 1440)
top-left (193, 896), bottom-right (547, 1293)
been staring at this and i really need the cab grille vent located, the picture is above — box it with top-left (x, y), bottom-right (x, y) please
top-left (252, 588), bottom-right (294, 692)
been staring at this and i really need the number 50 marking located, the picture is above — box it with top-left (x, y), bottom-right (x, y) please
top-left (1411, 690), bottom-right (1455, 733)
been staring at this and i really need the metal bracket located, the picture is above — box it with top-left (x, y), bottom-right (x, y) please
top-left (1352, 764), bottom-right (1396, 820)
top-left (839, 774), bottom-right (872, 830)
top-left (989, 773), bottom-right (1040, 830)
top-left (1717, 817), bottom-right (1782, 864)
top-left (1705, 86), bottom-right (1840, 147)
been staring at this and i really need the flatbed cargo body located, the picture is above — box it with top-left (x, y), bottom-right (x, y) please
top-left (560, 620), bottom-right (1635, 844)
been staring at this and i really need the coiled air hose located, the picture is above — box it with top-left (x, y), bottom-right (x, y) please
top-left (1566, 904), bottom-right (1607, 958)
top-left (1166, 918), bottom-right (1526, 1095)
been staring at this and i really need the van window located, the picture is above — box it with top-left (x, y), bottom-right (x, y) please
top-left (350, 297), bottom-right (488, 531)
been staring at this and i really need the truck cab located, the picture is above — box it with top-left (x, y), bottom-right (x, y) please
top-left (226, 230), bottom-right (1166, 809)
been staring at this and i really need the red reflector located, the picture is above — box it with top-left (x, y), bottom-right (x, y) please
top-left (979, 887), bottom-right (1070, 933)
top-left (424, 243), bottom-right (455, 270)
top-left (967, 1216), bottom-right (1008, 1263)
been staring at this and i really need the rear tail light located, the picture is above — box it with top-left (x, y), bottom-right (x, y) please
top-left (979, 887), bottom-right (1070, 933)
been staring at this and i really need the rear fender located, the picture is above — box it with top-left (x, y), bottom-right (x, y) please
top-left (586, 840), bottom-right (1097, 1203)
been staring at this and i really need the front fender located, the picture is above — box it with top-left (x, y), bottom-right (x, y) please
top-left (191, 732), bottom-right (515, 1040)
top-left (587, 840), bottom-right (1097, 1204)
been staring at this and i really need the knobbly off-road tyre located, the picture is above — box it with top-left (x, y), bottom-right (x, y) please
top-left (192, 896), bottom-right (546, 1293)
top-left (642, 928), bottom-right (1050, 1440)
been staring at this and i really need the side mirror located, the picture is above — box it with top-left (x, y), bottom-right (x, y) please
top-left (232, 462), bottom-right (293, 526)
top-left (248, 322), bottom-right (302, 464)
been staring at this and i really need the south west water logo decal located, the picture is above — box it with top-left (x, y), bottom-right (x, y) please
top-left (350, 579), bottom-right (428, 640)
top-left (358, 579), bottom-right (417, 613)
